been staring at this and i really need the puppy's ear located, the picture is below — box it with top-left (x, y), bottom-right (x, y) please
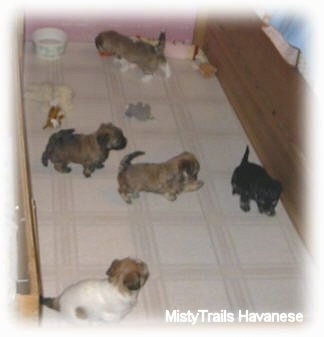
top-left (179, 159), bottom-right (197, 177)
top-left (97, 134), bottom-right (109, 146)
top-left (123, 272), bottom-right (141, 291)
top-left (106, 259), bottom-right (120, 277)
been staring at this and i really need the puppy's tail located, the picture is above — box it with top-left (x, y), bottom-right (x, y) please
top-left (155, 30), bottom-right (166, 55)
top-left (95, 33), bottom-right (104, 53)
top-left (119, 151), bottom-right (145, 173)
top-left (241, 146), bottom-right (249, 166)
top-left (41, 149), bottom-right (49, 167)
top-left (41, 129), bottom-right (75, 167)
top-left (40, 296), bottom-right (60, 311)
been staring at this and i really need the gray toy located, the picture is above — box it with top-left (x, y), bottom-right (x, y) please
top-left (124, 102), bottom-right (154, 121)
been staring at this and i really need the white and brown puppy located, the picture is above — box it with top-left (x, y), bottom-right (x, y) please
top-left (95, 30), bottom-right (171, 82)
top-left (118, 151), bottom-right (204, 203)
top-left (41, 123), bottom-right (127, 177)
top-left (41, 258), bottom-right (149, 325)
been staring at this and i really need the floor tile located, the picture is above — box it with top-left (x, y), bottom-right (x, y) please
top-left (164, 279), bottom-right (231, 312)
top-left (71, 176), bottom-right (128, 212)
top-left (187, 99), bottom-right (243, 134)
top-left (76, 221), bottom-right (135, 266)
top-left (246, 277), bottom-right (307, 313)
top-left (229, 223), bottom-right (295, 265)
top-left (153, 221), bottom-right (217, 265)
top-left (63, 68), bottom-right (108, 99)
top-left (200, 136), bottom-right (249, 173)
top-left (177, 72), bottom-right (224, 100)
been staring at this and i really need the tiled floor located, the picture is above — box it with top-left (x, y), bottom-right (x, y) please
top-left (23, 42), bottom-right (313, 327)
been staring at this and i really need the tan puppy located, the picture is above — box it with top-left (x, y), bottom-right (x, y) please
top-left (118, 151), bottom-right (204, 203)
top-left (42, 123), bottom-right (127, 177)
top-left (41, 258), bottom-right (149, 325)
top-left (95, 30), bottom-right (171, 82)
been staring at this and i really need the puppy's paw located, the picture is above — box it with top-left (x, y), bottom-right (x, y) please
top-left (141, 74), bottom-right (153, 83)
top-left (195, 180), bottom-right (204, 190)
top-left (164, 192), bottom-right (177, 201)
top-left (240, 200), bottom-right (250, 212)
top-left (160, 63), bottom-right (171, 78)
top-left (120, 65), bottom-right (130, 72)
top-left (83, 171), bottom-right (92, 178)
top-left (113, 57), bottom-right (121, 64)
top-left (132, 192), bottom-right (140, 199)
top-left (231, 183), bottom-right (238, 195)
top-left (262, 208), bottom-right (275, 216)
top-left (119, 58), bottom-right (131, 72)
top-left (120, 193), bottom-right (132, 204)
top-left (183, 180), bottom-right (204, 192)
top-left (165, 71), bottom-right (171, 79)
top-left (56, 165), bottom-right (71, 173)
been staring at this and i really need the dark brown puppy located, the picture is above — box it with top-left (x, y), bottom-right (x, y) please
top-left (118, 151), bottom-right (204, 203)
top-left (42, 123), bottom-right (127, 177)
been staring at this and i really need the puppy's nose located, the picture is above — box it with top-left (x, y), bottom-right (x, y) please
top-left (121, 137), bottom-right (127, 148)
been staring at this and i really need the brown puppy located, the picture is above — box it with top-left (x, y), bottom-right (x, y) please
top-left (118, 151), bottom-right (204, 203)
top-left (95, 30), bottom-right (171, 82)
top-left (41, 257), bottom-right (149, 324)
top-left (42, 123), bottom-right (127, 177)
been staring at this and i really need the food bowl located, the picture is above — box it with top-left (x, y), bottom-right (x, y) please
top-left (32, 27), bottom-right (67, 60)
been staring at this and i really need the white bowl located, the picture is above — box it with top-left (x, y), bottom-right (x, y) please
top-left (32, 27), bottom-right (67, 60)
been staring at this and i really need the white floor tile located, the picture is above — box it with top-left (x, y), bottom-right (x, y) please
top-left (246, 278), bottom-right (306, 313)
top-left (153, 222), bottom-right (217, 265)
top-left (229, 224), bottom-right (295, 265)
top-left (75, 222), bottom-right (136, 266)
top-left (164, 279), bottom-right (231, 312)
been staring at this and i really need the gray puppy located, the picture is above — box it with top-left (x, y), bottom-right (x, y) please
top-left (95, 30), bottom-right (171, 81)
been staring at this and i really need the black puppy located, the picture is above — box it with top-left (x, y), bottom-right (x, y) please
top-left (231, 146), bottom-right (282, 216)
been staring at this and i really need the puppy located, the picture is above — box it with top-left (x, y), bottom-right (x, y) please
top-left (95, 30), bottom-right (171, 82)
top-left (41, 258), bottom-right (149, 325)
top-left (42, 123), bottom-right (127, 177)
top-left (118, 151), bottom-right (204, 203)
top-left (231, 146), bottom-right (282, 216)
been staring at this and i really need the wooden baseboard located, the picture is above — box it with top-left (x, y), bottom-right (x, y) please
top-left (16, 294), bottom-right (40, 323)
top-left (15, 14), bottom-right (42, 319)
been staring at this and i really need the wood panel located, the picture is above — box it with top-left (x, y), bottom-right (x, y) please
top-left (14, 14), bottom-right (42, 321)
top-left (202, 15), bottom-right (310, 247)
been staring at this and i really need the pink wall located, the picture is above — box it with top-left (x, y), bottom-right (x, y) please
top-left (25, 12), bottom-right (197, 43)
